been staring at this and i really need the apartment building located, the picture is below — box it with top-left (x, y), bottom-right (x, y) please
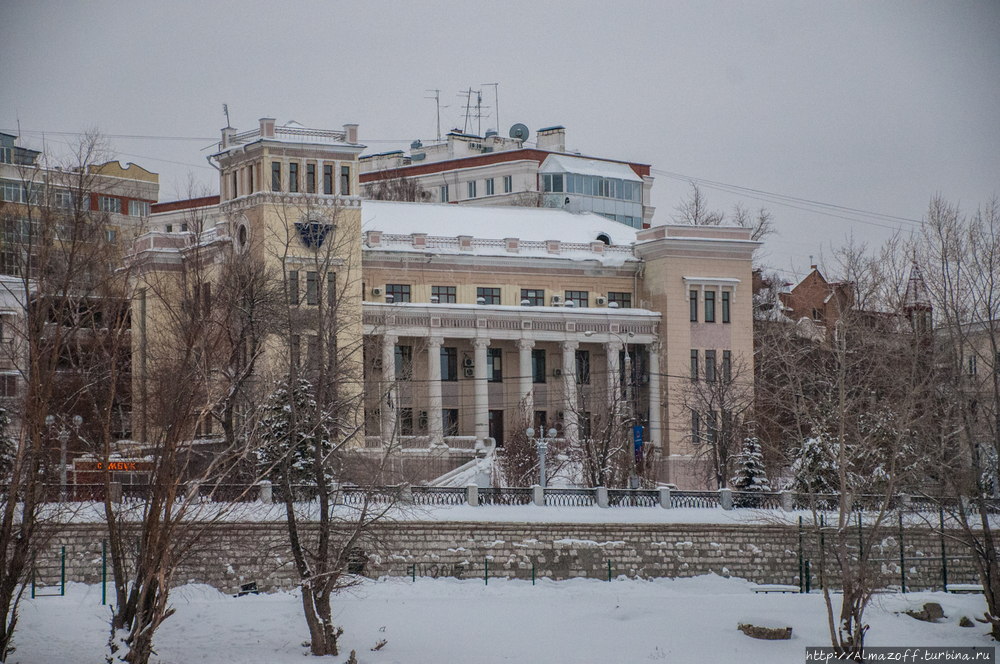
top-left (136, 117), bottom-right (756, 489)
top-left (359, 126), bottom-right (656, 229)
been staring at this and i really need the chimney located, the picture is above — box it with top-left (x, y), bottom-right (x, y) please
top-left (536, 126), bottom-right (566, 152)
top-left (221, 126), bottom-right (237, 149)
top-left (260, 118), bottom-right (276, 139)
top-left (344, 124), bottom-right (358, 144)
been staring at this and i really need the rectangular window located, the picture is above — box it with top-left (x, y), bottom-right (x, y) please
top-left (707, 410), bottom-right (718, 445)
top-left (552, 174), bottom-right (563, 193)
top-left (440, 185), bottom-right (449, 203)
top-left (722, 291), bottom-right (731, 323)
top-left (385, 284), bottom-right (410, 303)
top-left (503, 175), bottom-right (512, 193)
top-left (288, 271), bottom-right (299, 306)
top-left (467, 181), bottom-right (477, 198)
top-left (289, 163), bottom-right (299, 193)
top-left (722, 350), bottom-right (732, 383)
top-left (532, 349), bottom-right (546, 383)
top-left (128, 200), bottom-right (150, 217)
top-left (487, 347), bottom-right (503, 382)
top-left (705, 350), bottom-right (716, 383)
top-left (705, 291), bottom-right (716, 323)
top-left (970, 355), bottom-right (978, 376)
top-left (607, 292), bottom-right (631, 308)
top-left (340, 166), bottom-right (350, 195)
top-left (232, 171), bottom-right (238, 198)
top-left (0, 374), bottom-right (15, 397)
top-left (306, 271), bottom-right (318, 305)
top-left (579, 412), bottom-right (592, 440)
top-left (307, 335), bottom-right (320, 370)
top-left (576, 350), bottom-right (590, 385)
top-left (400, 408), bottom-right (414, 436)
top-left (441, 347), bottom-right (458, 381)
top-left (691, 410), bottom-right (700, 443)
top-left (324, 165), bottom-right (333, 194)
top-left (98, 196), bottom-right (122, 213)
top-left (534, 410), bottom-right (547, 433)
top-left (443, 408), bottom-right (459, 437)
top-left (477, 287), bottom-right (501, 305)
top-left (395, 345), bottom-right (412, 380)
top-left (690, 349), bottom-right (699, 381)
top-left (0, 180), bottom-right (25, 204)
top-left (690, 291), bottom-right (698, 322)
top-left (272, 161), bottom-right (282, 191)
top-left (485, 178), bottom-right (495, 196)
top-left (489, 409), bottom-right (504, 446)
top-left (0, 148), bottom-right (10, 164)
top-left (432, 285), bottom-right (456, 303)
top-left (521, 289), bottom-right (544, 307)
top-left (54, 189), bottom-right (73, 209)
top-left (306, 164), bottom-right (316, 193)
top-left (249, 165), bottom-right (254, 193)
top-left (565, 290), bottom-right (588, 308)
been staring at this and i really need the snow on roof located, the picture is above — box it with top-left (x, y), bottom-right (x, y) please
top-left (361, 200), bottom-right (639, 246)
top-left (538, 154), bottom-right (643, 182)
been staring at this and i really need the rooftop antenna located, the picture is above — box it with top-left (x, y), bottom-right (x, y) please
top-left (223, 103), bottom-right (231, 128)
top-left (459, 88), bottom-right (473, 134)
top-left (425, 89), bottom-right (444, 142)
top-left (482, 83), bottom-right (499, 134)
top-left (476, 90), bottom-right (483, 136)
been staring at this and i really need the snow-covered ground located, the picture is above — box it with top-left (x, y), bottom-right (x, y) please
top-left (8, 575), bottom-right (992, 663)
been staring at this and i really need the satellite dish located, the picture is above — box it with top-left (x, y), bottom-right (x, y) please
top-left (509, 123), bottom-right (529, 141)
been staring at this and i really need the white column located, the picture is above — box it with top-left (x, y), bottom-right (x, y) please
top-left (381, 334), bottom-right (398, 445)
top-left (648, 341), bottom-right (662, 452)
top-left (427, 337), bottom-right (444, 447)
top-left (473, 338), bottom-right (490, 443)
top-left (517, 338), bottom-right (535, 418)
top-left (605, 342), bottom-right (621, 410)
top-left (561, 341), bottom-right (578, 444)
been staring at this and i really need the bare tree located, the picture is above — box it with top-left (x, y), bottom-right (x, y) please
top-left (256, 192), bottom-right (396, 657)
top-left (672, 183), bottom-right (725, 226)
top-left (917, 195), bottom-right (1000, 639)
top-left (678, 353), bottom-right (755, 489)
top-left (0, 132), bottom-right (148, 661)
top-left (363, 170), bottom-right (428, 202)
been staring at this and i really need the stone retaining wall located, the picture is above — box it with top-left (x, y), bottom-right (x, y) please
top-left (30, 521), bottom-right (984, 596)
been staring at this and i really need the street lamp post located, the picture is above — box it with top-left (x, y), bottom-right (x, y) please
top-left (526, 427), bottom-right (557, 488)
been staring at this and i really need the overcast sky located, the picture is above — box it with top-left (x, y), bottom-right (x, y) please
top-left (1, 1), bottom-right (997, 278)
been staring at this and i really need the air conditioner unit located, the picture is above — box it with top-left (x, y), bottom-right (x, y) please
top-left (372, 287), bottom-right (384, 296)
top-left (596, 296), bottom-right (608, 306)
top-left (553, 368), bottom-right (563, 377)
top-left (463, 367), bottom-right (475, 378)
top-left (463, 357), bottom-right (474, 368)
top-left (550, 295), bottom-right (564, 306)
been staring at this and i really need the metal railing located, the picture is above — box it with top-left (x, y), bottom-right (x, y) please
top-left (9, 482), bottom-right (1000, 514)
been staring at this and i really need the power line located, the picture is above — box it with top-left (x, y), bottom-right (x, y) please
top-left (652, 168), bottom-right (923, 231)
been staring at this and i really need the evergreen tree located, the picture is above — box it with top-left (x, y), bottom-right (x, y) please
top-left (731, 434), bottom-right (770, 506)
top-left (257, 377), bottom-right (334, 493)
top-left (788, 432), bottom-right (838, 496)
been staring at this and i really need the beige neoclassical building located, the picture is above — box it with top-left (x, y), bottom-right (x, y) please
top-left (134, 118), bottom-right (757, 489)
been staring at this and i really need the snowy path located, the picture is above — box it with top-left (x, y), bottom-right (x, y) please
top-left (9, 575), bottom-right (992, 663)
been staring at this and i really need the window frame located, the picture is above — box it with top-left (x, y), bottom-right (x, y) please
top-left (432, 285), bottom-right (456, 303)
top-left (288, 270), bottom-right (299, 306)
top-left (440, 184), bottom-right (449, 203)
top-left (323, 164), bottom-right (333, 194)
top-left (503, 175), bottom-right (512, 193)
top-left (521, 289), bottom-right (544, 307)
top-left (575, 349), bottom-right (590, 385)
top-left (385, 284), bottom-right (411, 303)
top-left (705, 291), bottom-right (716, 323)
top-left (306, 163), bottom-right (316, 193)
top-left (272, 161), bottom-right (282, 191)
top-left (607, 292), bottom-right (631, 308)
top-left (690, 291), bottom-right (698, 322)
top-left (441, 347), bottom-right (458, 382)
top-left (467, 180), bottom-right (477, 199)
top-left (306, 271), bottom-right (318, 305)
top-left (531, 349), bottom-right (546, 384)
top-left (477, 287), bottom-right (501, 305)
top-left (690, 349), bottom-right (698, 381)
top-left (565, 290), bottom-right (589, 308)
top-left (340, 165), bottom-right (350, 195)
top-left (721, 291), bottom-right (731, 323)
top-left (395, 345), bottom-right (413, 380)
top-left (705, 350), bottom-right (717, 383)
top-left (98, 196), bottom-right (122, 214)
top-left (443, 408), bottom-right (460, 437)
top-left (289, 162), bottom-right (299, 193)
top-left (487, 347), bottom-right (503, 382)
top-left (485, 178), bottom-right (495, 196)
